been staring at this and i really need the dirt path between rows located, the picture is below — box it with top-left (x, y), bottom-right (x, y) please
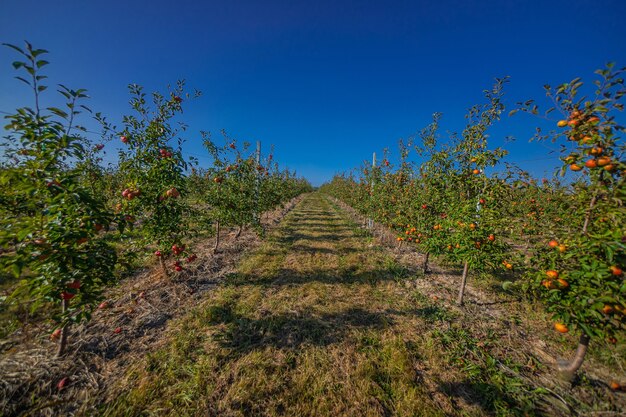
top-left (100, 193), bottom-right (626, 416)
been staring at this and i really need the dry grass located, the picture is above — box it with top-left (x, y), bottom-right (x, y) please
top-left (4, 193), bottom-right (624, 416)
top-left (0, 197), bottom-right (302, 417)
top-left (99, 193), bottom-right (626, 417)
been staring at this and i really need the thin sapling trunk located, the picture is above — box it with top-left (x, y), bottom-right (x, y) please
top-left (214, 220), bottom-right (221, 253)
top-left (160, 256), bottom-right (169, 278)
top-left (56, 299), bottom-right (69, 357)
top-left (457, 261), bottom-right (470, 305)
top-left (558, 333), bottom-right (590, 382)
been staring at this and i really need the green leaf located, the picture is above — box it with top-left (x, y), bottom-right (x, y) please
top-left (15, 76), bottom-right (31, 86)
top-left (11, 263), bottom-right (21, 278)
top-left (3, 43), bottom-right (25, 54)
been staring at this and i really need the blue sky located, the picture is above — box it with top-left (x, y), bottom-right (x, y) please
top-left (1, 0), bottom-right (625, 185)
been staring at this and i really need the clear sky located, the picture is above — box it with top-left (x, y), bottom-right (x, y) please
top-left (1, 0), bottom-right (625, 185)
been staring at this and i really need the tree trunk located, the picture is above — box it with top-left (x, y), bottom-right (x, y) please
top-left (213, 220), bottom-right (220, 253)
top-left (558, 333), bottom-right (590, 381)
top-left (582, 194), bottom-right (598, 234)
top-left (235, 225), bottom-right (243, 239)
top-left (423, 252), bottom-right (431, 274)
top-left (159, 256), bottom-right (169, 278)
top-left (56, 299), bottom-right (69, 357)
top-left (457, 261), bottom-right (470, 306)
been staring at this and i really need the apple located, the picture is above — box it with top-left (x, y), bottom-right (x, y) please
top-left (98, 301), bottom-right (109, 309)
top-left (67, 280), bottom-right (81, 289)
top-left (57, 377), bottom-right (69, 390)
top-left (61, 292), bottom-right (75, 300)
top-left (120, 135), bottom-right (128, 143)
top-left (546, 270), bottom-right (559, 279)
top-left (114, 327), bottom-right (122, 334)
top-left (51, 328), bottom-right (62, 340)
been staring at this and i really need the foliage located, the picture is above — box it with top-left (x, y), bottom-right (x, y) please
top-left (0, 43), bottom-right (117, 343)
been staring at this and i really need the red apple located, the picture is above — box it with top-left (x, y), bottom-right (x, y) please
top-left (51, 328), bottom-right (62, 340)
top-left (57, 377), bottom-right (69, 390)
top-left (61, 292), bottom-right (75, 300)
top-left (67, 280), bottom-right (81, 289)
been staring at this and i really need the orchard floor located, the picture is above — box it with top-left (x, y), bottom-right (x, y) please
top-left (101, 193), bottom-right (626, 417)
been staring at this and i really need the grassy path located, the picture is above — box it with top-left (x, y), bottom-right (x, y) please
top-left (102, 193), bottom-right (568, 416)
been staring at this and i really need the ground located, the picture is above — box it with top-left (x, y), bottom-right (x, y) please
top-left (100, 193), bottom-right (626, 416)
top-left (2, 193), bottom-right (625, 416)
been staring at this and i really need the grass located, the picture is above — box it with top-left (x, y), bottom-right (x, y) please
top-left (99, 193), bottom-right (625, 417)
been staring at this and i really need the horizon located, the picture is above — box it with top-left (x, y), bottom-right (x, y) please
top-left (1, 0), bottom-right (625, 186)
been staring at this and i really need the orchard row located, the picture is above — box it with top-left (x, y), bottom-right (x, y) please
top-left (0, 43), bottom-right (312, 355)
top-left (320, 68), bottom-right (625, 379)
